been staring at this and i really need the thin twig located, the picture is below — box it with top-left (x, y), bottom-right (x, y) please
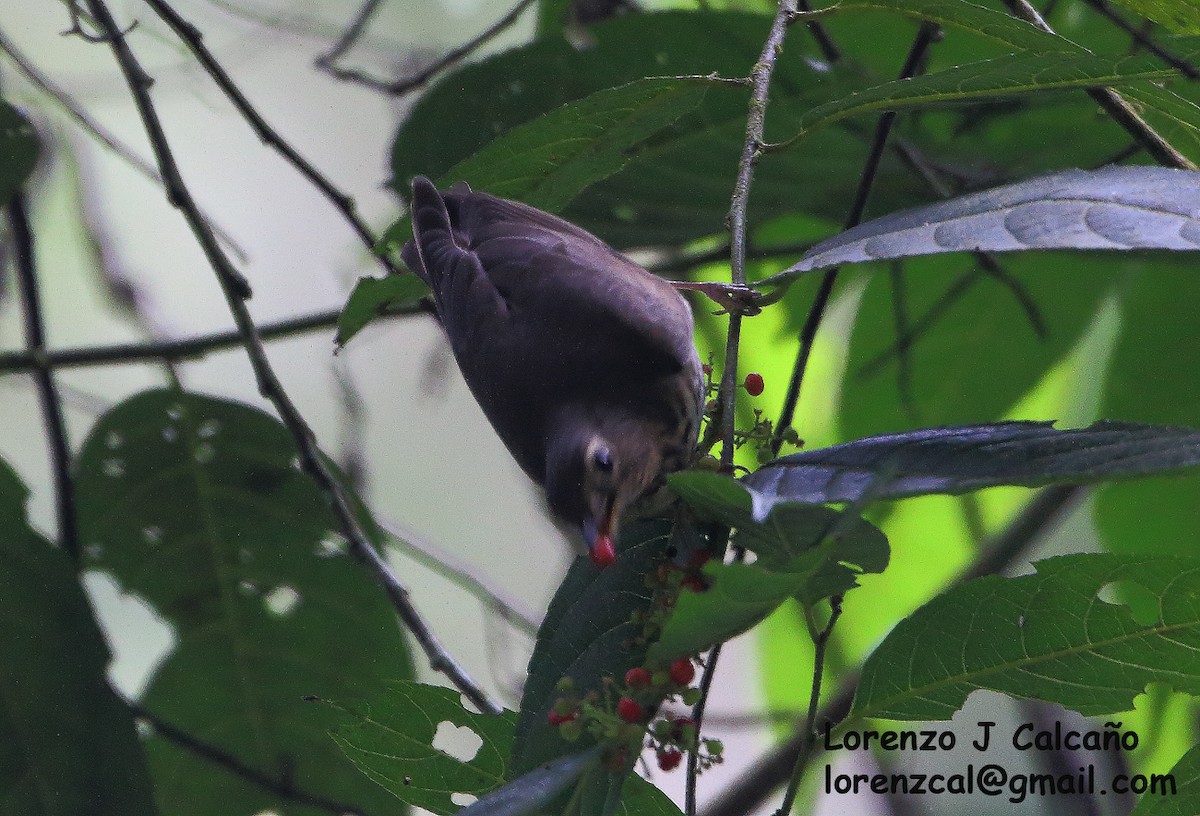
top-left (0, 27), bottom-right (249, 261)
top-left (124, 696), bottom-right (366, 815)
top-left (685, 642), bottom-right (723, 816)
top-left (1001, 0), bottom-right (1196, 170)
top-left (317, 0), bottom-right (537, 96)
top-left (8, 192), bottom-right (80, 562)
top-left (139, 0), bottom-right (398, 274)
top-left (378, 518), bottom-right (542, 637)
top-left (717, 0), bottom-right (798, 469)
top-left (81, 0), bottom-right (501, 716)
top-left (773, 595), bottom-right (842, 816)
top-left (0, 301), bottom-right (427, 373)
top-left (1078, 0), bottom-right (1200, 79)
top-left (701, 484), bottom-right (1084, 816)
top-left (771, 22), bottom-right (941, 455)
top-left (314, 0), bottom-right (386, 69)
top-left (794, 0), bottom-right (840, 63)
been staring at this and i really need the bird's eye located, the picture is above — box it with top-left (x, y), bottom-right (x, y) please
top-left (592, 447), bottom-right (613, 472)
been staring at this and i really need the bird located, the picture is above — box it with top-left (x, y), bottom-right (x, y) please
top-left (401, 177), bottom-right (704, 567)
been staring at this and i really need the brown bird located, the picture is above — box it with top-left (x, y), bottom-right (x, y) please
top-left (402, 177), bottom-right (704, 566)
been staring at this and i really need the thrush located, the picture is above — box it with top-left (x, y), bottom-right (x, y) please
top-left (402, 177), bottom-right (704, 566)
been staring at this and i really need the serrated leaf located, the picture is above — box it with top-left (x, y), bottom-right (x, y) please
top-left (380, 77), bottom-right (709, 252)
top-left (0, 101), bottom-right (39, 206)
top-left (770, 167), bottom-right (1200, 281)
top-left (744, 420), bottom-right (1200, 515)
top-left (0, 459), bottom-right (158, 816)
top-left (852, 554), bottom-right (1200, 720)
top-left (652, 474), bottom-right (888, 661)
top-left (1129, 742), bottom-right (1197, 815)
top-left (76, 389), bottom-right (413, 816)
top-left (329, 681), bottom-right (518, 814)
top-left (336, 273), bottom-right (429, 346)
top-left (776, 49), bottom-right (1195, 154)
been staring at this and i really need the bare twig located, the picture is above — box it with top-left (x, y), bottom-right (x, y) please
top-left (8, 192), bottom-right (80, 562)
top-left (717, 0), bottom-right (798, 469)
top-left (774, 595), bottom-right (842, 816)
top-left (685, 641), bottom-right (723, 816)
top-left (82, 0), bottom-right (501, 716)
top-left (0, 27), bottom-right (248, 261)
top-left (317, 0), bottom-right (537, 96)
top-left (139, 0), bottom-right (397, 275)
top-left (378, 518), bottom-right (542, 637)
top-left (314, 0), bottom-right (386, 69)
top-left (771, 22), bottom-right (941, 455)
top-left (1001, 0), bottom-right (1196, 170)
top-left (0, 301), bottom-right (427, 373)
top-left (124, 696), bottom-right (366, 815)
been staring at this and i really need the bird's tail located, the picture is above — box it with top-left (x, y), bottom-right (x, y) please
top-left (401, 176), bottom-right (466, 287)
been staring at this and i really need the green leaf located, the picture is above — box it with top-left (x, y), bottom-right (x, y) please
top-left (653, 473), bottom-right (888, 661)
top-left (329, 681), bottom-right (519, 814)
top-left (512, 521), bottom-right (678, 776)
top-left (770, 167), bottom-right (1200, 281)
top-left (1129, 742), bottom-right (1197, 815)
top-left (745, 420), bottom-right (1200, 515)
top-left (788, 49), bottom-right (1190, 142)
top-left (0, 459), bottom-right (158, 816)
top-left (0, 101), bottom-right (38, 206)
top-left (1108, 0), bottom-right (1200, 34)
top-left (336, 273), bottom-right (429, 346)
top-left (381, 77), bottom-right (709, 251)
top-left (852, 553), bottom-right (1200, 721)
top-left (76, 388), bottom-right (413, 816)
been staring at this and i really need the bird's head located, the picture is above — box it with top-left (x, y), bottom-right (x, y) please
top-left (545, 421), bottom-right (660, 568)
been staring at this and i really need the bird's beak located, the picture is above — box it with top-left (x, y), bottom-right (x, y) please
top-left (583, 506), bottom-right (618, 568)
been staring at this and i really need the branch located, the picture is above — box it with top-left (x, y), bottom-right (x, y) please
top-left (139, 0), bottom-right (397, 274)
top-left (0, 301), bottom-right (427, 373)
top-left (81, 0), bottom-right (501, 716)
top-left (7, 192), bottom-right (80, 562)
top-left (771, 22), bottom-right (942, 455)
top-left (1001, 0), bottom-right (1197, 170)
top-left (317, 0), bottom-right (537, 97)
top-left (0, 27), bottom-right (248, 261)
top-left (314, 0), bottom-right (385, 69)
top-left (716, 0), bottom-right (798, 469)
top-left (685, 641), bottom-right (723, 816)
top-left (124, 696), bottom-right (366, 815)
top-left (701, 484), bottom-right (1084, 816)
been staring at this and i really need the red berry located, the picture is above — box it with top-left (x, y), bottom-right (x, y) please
top-left (625, 667), bottom-right (652, 688)
top-left (616, 697), bottom-right (644, 723)
top-left (744, 372), bottom-right (765, 396)
top-left (590, 535), bottom-right (616, 568)
top-left (701, 363), bottom-right (713, 376)
top-left (669, 658), bottom-right (696, 686)
top-left (547, 710), bottom-right (576, 726)
top-left (657, 748), bottom-right (683, 771)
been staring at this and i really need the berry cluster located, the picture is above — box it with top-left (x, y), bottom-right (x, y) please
top-left (695, 364), bottom-right (802, 468)
top-left (547, 656), bottom-right (723, 773)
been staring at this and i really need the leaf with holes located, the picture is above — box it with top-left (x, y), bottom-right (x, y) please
top-left (380, 77), bottom-right (709, 253)
top-left (770, 167), bottom-right (1200, 282)
top-left (743, 420), bottom-right (1200, 518)
top-left (853, 553), bottom-right (1200, 720)
top-left (0, 459), bottom-right (158, 815)
top-left (0, 101), bottom-right (38, 206)
top-left (76, 388), bottom-right (413, 816)
top-left (337, 273), bottom-right (429, 346)
top-left (329, 681), bottom-right (519, 814)
top-left (650, 473), bottom-right (888, 662)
